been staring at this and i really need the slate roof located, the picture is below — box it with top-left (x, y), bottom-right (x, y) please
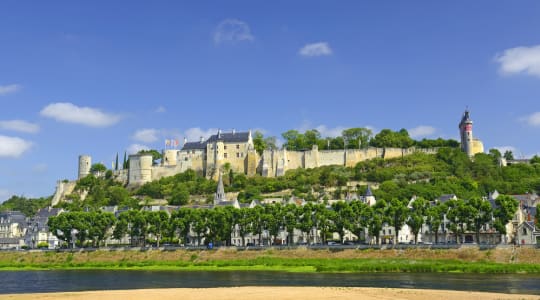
top-left (182, 131), bottom-right (250, 151)
top-left (182, 141), bottom-right (206, 150)
top-left (437, 194), bottom-right (457, 203)
top-left (207, 132), bottom-right (250, 143)
top-left (365, 186), bottom-right (374, 197)
top-left (0, 211), bottom-right (27, 223)
top-left (35, 208), bottom-right (62, 219)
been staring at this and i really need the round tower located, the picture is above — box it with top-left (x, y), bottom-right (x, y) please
top-left (128, 153), bottom-right (153, 186)
top-left (162, 149), bottom-right (178, 167)
top-left (459, 110), bottom-right (474, 157)
top-left (78, 155), bottom-right (92, 179)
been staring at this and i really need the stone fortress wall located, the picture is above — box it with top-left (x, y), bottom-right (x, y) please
top-left (122, 145), bottom-right (440, 187)
top-left (260, 146), bottom-right (439, 177)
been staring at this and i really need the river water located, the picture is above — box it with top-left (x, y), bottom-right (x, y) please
top-left (1, 270), bottom-right (539, 295)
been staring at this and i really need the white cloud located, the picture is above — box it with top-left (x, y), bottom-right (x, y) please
top-left (32, 163), bottom-right (48, 173)
top-left (0, 120), bottom-right (40, 134)
top-left (132, 129), bottom-right (159, 143)
top-left (155, 105), bottom-right (166, 113)
top-left (495, 45), bottom-right (540, 77)
top-left (521, 111), bottom-right (540, 127)
top-left (314, 125), bottom-right (346, 138)
top-left (493, 146), bottom-right (517, 155)
top-left (184, 127), bottom-right (218, 143)
top-left (0, 84), bottom-right (22, 96)
top-left (0, 135), bottom-right (32, 158)
top-left (297, 121), bottom-right (377, 138)
top-left (214, 19), bottom-right (254, 44)
top-left (40, 102), bottom-right (121, 127)
top-left (127, 143), bottom-right (149, 154)
top-left (299, 42), bottom-right (333, 57)
top-left (408, 126), bottom-right (436, 139)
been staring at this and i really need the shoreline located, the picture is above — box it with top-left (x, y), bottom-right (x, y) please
top-left (2, 248), bottom-right (540, 274)
top-left (0, 287), bottom-right (538, 300)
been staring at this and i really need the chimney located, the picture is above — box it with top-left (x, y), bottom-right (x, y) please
top-left (217, 129), bottom-right (221, 139)
top-left (232, 128), bottom-right (236, 135)
top-left (200, 136), bottom-right (204, 143)
top-left (183, 137), bottom-right (187, 145)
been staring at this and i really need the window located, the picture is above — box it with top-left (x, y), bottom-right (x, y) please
top-left (224, 153), bottom-right (228, 158)
top-left (236, 153), bottom-right (240, 158)
top-left (224, 145), bottom-right (227, 150)
top-left (236, 144), bottom-right (240, 149)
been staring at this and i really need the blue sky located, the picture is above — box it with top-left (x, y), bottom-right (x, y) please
top-left (1, 1), bottom-right (540, 201)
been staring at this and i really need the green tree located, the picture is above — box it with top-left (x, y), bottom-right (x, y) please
top-left (88, 212), bottom-right (116, 247)
top-left (138, 149), bottom-right (162, 165)
top-left (493, 195), bottom-right (519, 238)
top-left (342, 127), bottom-right (373, 149)
top-left (406, 197), bottom-right (428, 244)
top-left (349, 201), bottom-right (370, 243)
top-left (503, 150), bottom-right (515, 161)
top-left (446, 198), bottom-right (472, 244)
top-left (385, 198), bottom-right (408, 244)
top-left (467, 196), bottom-right (493, 243)
top-left (90, 163), bottom-right (107, 174)
top-left (331, 201), bottom-right (354, 243)
top-left (145, 211), bottom-right (170, 247)
top-left (426, 201), bottom-right (446, 244)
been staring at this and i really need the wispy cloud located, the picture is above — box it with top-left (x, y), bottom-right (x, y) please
top-left (32, 163), bottom-right (48, 174)
top-left (495, 45), bottom-right (540, 78)
top-left (0, 120), bottom-right (40, 134)
top-left (299, 42), bottom-right (333, 57)
top-left (408, 125), bottom-right (436, 139)
top-left (40, 102), bottom-right (121, 127)
top-left (0, 84), bottom-right (22, 96)
top-left (127, 143), bottom-right (149, 154)
top-left (155, 105), bottom-right (166, 113)
top-left (132, 129), bottom-right (159, 143)
top-left (0, 135), bottom-right (32, 158)
top-left (298, 122), bottom-right (373, 138)
top-left (494, 146), bottom-right (517, 154)
top-left (184, 127), bottom-right (219, 142)
top-left (214, 19), bottom-right (254, 44)
top-left (521, 111), bottom-right (540, 127)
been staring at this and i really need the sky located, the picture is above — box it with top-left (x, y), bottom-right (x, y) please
top-left (1, 1), bottom-right (540, 201)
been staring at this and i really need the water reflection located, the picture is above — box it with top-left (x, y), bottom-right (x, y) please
top-left (1, 271), bottom-right (539, 295)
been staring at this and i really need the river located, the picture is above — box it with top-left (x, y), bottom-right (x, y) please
top-left (1, 271), bottom-right (539, 295)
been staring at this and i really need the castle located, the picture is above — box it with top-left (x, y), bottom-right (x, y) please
top-left (51, 110), bottom-right (484, 205)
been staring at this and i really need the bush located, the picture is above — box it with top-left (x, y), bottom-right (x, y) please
top-left (37, 242), bottom-right (49, 249)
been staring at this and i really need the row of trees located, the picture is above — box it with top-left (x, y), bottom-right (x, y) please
top-left (48, 194), bottom-right (521, 248)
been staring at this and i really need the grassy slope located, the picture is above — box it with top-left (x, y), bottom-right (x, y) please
top-left (1, 248), bottom-right (539, 273)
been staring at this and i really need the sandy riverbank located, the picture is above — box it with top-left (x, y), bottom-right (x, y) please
top-left (0, 287), bottom-right (538, 300)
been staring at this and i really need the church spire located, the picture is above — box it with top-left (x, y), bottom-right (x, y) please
top-left (214, 170), bottom-right (227, 205)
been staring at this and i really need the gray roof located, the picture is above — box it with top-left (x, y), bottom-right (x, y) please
top-left (182, 141), bottom-right (206, 150)
top-left (35, 207), bottom-right (62, 219)
top-left (0, 211), bottom-right (27, 223)
top-left (437, 194), bottom-right (457, 203)
top-left (365, 186), bottom-right (374, 197)
top-left (182, 131), bottom-right (250, 151)
top-left (207, 131), bottom-right (250, 143)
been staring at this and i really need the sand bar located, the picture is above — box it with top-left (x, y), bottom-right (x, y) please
top-left (0, 287), bottom-right (538, 300)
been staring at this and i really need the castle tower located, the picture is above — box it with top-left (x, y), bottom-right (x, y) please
top-left (128, 153), bottom-right (153, 186)
top-left (459, 109), bottom-right (474, 157)
top-left (214, 171), bottom-right (227, 205)
top-left (78, 155), bottom-right (92, 179)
